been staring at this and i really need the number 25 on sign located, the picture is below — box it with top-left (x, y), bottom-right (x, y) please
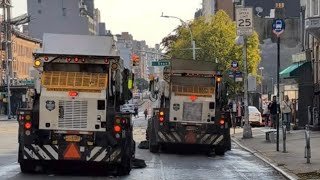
top-left (236, 7), bottom-right (253, 36)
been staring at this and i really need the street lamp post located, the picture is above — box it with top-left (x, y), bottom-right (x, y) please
top-left (161, 13), bottom-right (196, 60)
top-left (259, 67), bottom-right (264, 111)
top-left (271, 77), bottom-right (274, 95)
top-left (259, 67), bottom-right (264, 95)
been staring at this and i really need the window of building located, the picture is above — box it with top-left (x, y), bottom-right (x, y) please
top-left (313, 0), bottom-right (319, 16)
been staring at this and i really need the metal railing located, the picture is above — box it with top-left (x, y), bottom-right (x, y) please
top-left (172, 85), bottom-right (214, 97)
top-left (42, 71), bottom-right (108, 91)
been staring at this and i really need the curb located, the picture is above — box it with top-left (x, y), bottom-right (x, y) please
top-left (231, 137), bottom-right (299, 180)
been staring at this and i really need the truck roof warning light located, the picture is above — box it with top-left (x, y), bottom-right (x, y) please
top-left (69, 92), bottom-right (78, 97)
top-left (63, 143), bottom-right (81, 160)
top-left (189, 95), bottom-right (197, 102)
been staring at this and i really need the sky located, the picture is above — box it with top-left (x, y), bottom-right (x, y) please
top-left (10, 0), bottom-right (202, 48)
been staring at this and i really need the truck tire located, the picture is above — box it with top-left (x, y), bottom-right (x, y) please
top-left (149, 144), bottom-right (159, 153)
top-left (20, 160), bottom-right (35, 173)
top-left (118, 140), bottom-right (133, 175)
top-left (215, 146), bottom-right (226, 156)
top-left (149, 118), bottom-right (159, 153)
top-left (226, 135), bottom-right (231, 151)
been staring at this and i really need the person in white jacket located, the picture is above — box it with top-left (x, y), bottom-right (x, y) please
top-left (281, 95), bottom-right (293, 132)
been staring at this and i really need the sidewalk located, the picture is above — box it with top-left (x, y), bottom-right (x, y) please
top-left (0, 115), bottom-right (16, 121)
top-left (232, 127), bottom-right (320, 179)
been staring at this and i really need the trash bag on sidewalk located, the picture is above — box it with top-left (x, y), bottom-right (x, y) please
top-left (138, 140), bottom-right (149, 149)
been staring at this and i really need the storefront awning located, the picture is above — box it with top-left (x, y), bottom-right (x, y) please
top-left (280, 61), bottom-right (308, 79)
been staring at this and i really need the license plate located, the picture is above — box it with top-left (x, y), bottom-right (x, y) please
top-left (65, 135), bottom-right (81, 142)
top-left (186, 126), bottom-right (196, 131)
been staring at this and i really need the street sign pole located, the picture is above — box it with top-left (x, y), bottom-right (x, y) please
top-left (272, 17), bottom-right (285, 151)
top-left (236, 7), bottom-right (253, 139)
top-left (276, 35), bottom-right (280, 152)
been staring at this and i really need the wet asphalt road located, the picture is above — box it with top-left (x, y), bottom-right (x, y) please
top-left (0, 109), bottom-right (286, 180)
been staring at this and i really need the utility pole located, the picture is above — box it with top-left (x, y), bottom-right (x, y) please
top-left (1, 0), bottom-right (12, 119)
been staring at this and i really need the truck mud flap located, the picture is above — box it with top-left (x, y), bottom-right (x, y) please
top-left (23, 144), bottom-right (122, 163)
top-left (157, 132), bottom-right (224, 145)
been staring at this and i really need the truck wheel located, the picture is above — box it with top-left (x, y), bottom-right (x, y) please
top-left (118, 158), bottom-right (132, 175)
top-left (118, 141), bottom-right (133, 175)
top-left (149, 119), bottom-right (159, 153)
top-left (226, 135), bottom-right (231, 151)
top-left (149, 144), bottom-right (159, 153)
top-left (20, 161), bottom-right (35, 173)
top-left (215, 146), bottom-right (226, 156)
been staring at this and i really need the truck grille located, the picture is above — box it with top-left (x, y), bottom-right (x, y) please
top-left (183, 102), bottom-right (202, 121)
top-left (58, 100), bottom-right (88, 129)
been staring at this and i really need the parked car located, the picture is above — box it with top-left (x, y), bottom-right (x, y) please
top-left (248, 106), bottom-right (263, 127)
top-left (120, 104), bottom-right (135, 114)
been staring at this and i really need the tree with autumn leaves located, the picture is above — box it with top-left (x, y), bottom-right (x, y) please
top-left (161, 10), bottom-right (261, 94)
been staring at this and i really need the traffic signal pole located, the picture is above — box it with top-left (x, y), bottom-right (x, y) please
top-left (1, 0), bottom-right (12, 119)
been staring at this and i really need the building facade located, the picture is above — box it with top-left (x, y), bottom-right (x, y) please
top-left (26, 0), bottom-right (97, 40)
top-left (305, 0), bottom-right (320, 128)
top-left (0, 31), bottom-right (41, 85)
top-left (198, 0), bottom-right (233, 20)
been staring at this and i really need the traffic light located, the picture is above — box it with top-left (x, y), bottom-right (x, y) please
top-left (132, 54), bottom-right (140, 66)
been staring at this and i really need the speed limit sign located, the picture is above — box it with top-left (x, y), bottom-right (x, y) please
top-left (236, 7), bottom-right (253, 36)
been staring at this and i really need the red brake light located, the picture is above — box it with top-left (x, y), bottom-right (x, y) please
top-left (190, 95), bottom-right (197, 101)
top-left (114, 125), bottom-right (121, 133)
top-left (159, 117), bottom-right (164, 122)
top-left (74, 57), bottom-right (79, 62)
top-left (105, 59), bottom-right (109, 64)
top-left (67, 57), bottom-right (72, 62)
top-left (81, 58), bottom-right (85, 62)
top-left (20, 115), bottom-right (25, 120)
top-left (44, 56), bottom-right (49, 61)
top-left (219, 119), bottom-right (225, 125)
top-left (25, 122), bottom-right (32, 129)
top-left (69, 91), bottom-right (78, 97)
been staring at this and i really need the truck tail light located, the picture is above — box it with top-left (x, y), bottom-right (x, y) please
top-left (25, 122), bottom-right (32, 129)
top-left (159, 111), bottom-right (165, 123)
top-left (114, 125), bottom-right (121, 133)
top-left (219, 119), bottom-right (225, 125)
top-left (74, 57), bottom-right (79, 62)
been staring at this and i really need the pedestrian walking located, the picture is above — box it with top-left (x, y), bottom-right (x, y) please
top-left (144, 109), bottom-right (148, 120)
top-left (236, 101), bottom-right (242, 127)
top-left (268, 96), bottom-right (278, 129)
top-left (281, 95), bottom-right (293, 133)
top-left (134, 106), bottom-right (138, 118)
top-left (262, 101), bottom-right (270, 127)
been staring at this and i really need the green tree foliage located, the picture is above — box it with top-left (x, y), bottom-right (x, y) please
top-left (161, 10), bottom-right (261, 94)
top-left (161, 10), bottom-right (261, 73)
